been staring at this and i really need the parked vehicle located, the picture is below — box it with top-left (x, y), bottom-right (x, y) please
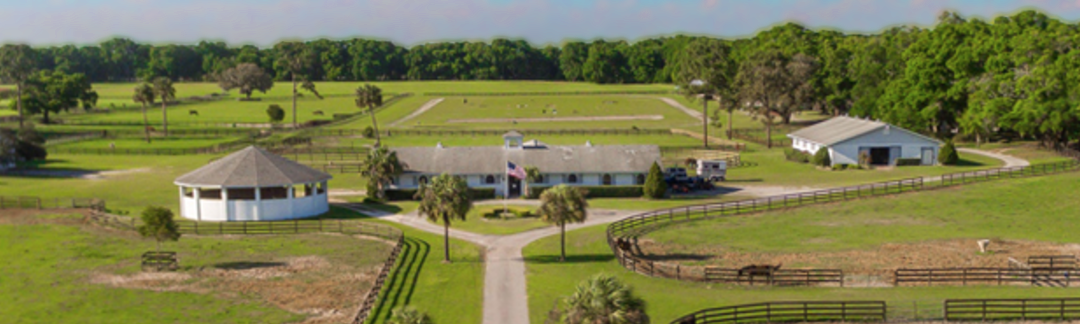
top-left (697, 160), bottom-right (727, 182)
top-left (665, 167), bottom-right (689, 183)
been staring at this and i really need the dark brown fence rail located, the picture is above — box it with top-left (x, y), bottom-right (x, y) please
top-left (352, 231), bottom-right (404, 324)
top-left (1029, 255), bottom-right (1076, 270)
top-left (670, 301), bottom-right (887, 324)
top-left (0, 196), bottom-right (105, 210)
top-left (945, 298), bottom-right (1080, 321)
top-left (938, 159), bottom-right (1079, 186)
top-left (729, 128), bottom-right (792, 148)
top-left (895, 268), bottom-right (1074, 287)
top-left (704, 268), bottom-right (843, 286)
top-left (421, 90), bottom-right (673, 96)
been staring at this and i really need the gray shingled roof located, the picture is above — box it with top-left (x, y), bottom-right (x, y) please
top-left (787, 116), bottom-right (888, 146)
top-left (393, 144), bottom-right (661, 175)
top-left (175, 146), bottom-right (332, 187)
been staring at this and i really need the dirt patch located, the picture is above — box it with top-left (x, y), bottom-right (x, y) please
top-left (446, 115), bottom-right (663, 123)
top-left (638, 239), bottom-right (1078, 286)
top-left (92, 255), bottom-right (378, 324)
top-left (0, 208), bottom-right (89, 225)
top-left (7, 167), bottom-right (150, 180)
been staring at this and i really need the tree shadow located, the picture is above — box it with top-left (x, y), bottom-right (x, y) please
top-left (721, 178), bottom-right (764, 183)
top-left (213, 261), bottom-right (286, 270)
top-left (524, 254), bottom-right (615, 264)
top-left (954, 158), bottom-right (989, 167)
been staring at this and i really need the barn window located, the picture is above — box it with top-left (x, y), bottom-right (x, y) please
top-left (485, 175), bottom-right (496, 184)
top-left (602, 174), bottom-right (613, 186)
top-left (567, 174), bottom-right (579, 183)
top-left (635, 174), bottom-right (645, 185)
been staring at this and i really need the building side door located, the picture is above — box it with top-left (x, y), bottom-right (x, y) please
top-left (921, 147), bottom-right (935, 165)
top-left (508, 177), bottom-right (522, 198)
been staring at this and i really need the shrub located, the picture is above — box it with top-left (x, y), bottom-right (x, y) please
top-left (858, 151), bottom-right (872, 166)
top-left (528, 185), bottom-right (643, 199)
top-left (831, 164), bottom-right (849, 171)
top-left (896, 158), bottom-right (922, 166)
top-left (266, 104), bottom-right (285, 122)
top-left (785, 148), bottom-right (811, 163)
top-left (386, 188), bottom-right (495, 201)
top-left (362, 126), bottom-right (376, 138)
top-left (939, 141), bottom-right (959, 165)
top-left (812, 148), bottom-right (831, 167)
top-left (643, 163), bottom-right (667, 199)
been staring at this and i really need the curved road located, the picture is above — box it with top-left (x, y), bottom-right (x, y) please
top-left (336, 148), bottom-right (1030, 324)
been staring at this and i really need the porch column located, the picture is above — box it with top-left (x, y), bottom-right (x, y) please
top-left (194, 187), bottom-right (201, 221)
top-left (221, 188), bottom-right (229, 221)
top-left (254, 187), bottom-right (261, 221)
top-left (177, 186), bottom-right (185, 218)
top-left (287, 185), bottom-right (295, 219)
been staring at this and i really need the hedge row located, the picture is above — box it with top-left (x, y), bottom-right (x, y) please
top-left (526, 185), bottom-right (644, 199)
top-left (385, 188), bottom-right (497, 201)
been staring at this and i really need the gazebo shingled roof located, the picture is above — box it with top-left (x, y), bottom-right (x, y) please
top-left (175, 146), bottom-right (331, 187)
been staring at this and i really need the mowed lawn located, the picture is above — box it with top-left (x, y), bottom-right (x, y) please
top-left (320, 133), bottom-right (705, 149)
top-left (62, 96), bottom-right (369, 125)
top-left (524, 224), bottom-right (1080, 324)
top-left (0, 154), bottom-right (368, 215)
top-left (400, 95), bottom-right (699, 130)
top-left (1, 213), bottom-right (393, 324)
top-left (643, 171), bottom-right (1080, 254)
top-left (425, 205), bottom-right (553, 236)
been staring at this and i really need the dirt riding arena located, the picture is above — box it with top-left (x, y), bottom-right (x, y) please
top-left (92, 254), bottom-right (375, 324)
top-left (635, 239), bottom-right (1080, 287)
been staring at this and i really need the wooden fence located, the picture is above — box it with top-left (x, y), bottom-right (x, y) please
top-left (895, 268), bottom-right (1074, 287)
top-left (728, 128), bottom-right (792, 148)
top-left (670, 301), bottom-right (887, 324)
top-left (1029, 255), bottom-right (1076, 270)
top-left (704, 268), bottom-right (844, 286)
top-left (352, 231), bottom-right (405, 324)
top-left (49, 137), bottom-right (256, 155)
top-left (607, 177), bottom-right (924, 284)
top-left (945, 298), bottom-right (1080, 321)
top-left (607, 147), bottom-right (1080, 284)
top-left (0, 196), bottom-right (105, 210)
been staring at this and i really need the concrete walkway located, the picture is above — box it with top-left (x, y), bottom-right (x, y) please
top-left (336, 203), bottom-right (640, 324)
top-left (388, 98), bottom-right (445, 127)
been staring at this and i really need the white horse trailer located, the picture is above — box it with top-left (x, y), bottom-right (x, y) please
top-left (697, 160), bottom-right (727, 181)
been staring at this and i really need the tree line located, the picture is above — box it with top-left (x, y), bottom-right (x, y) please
top-left (1, 10), bottom-right (1079, 147)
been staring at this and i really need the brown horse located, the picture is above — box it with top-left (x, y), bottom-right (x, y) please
top-left (738, 263), bottom-right (782, 277)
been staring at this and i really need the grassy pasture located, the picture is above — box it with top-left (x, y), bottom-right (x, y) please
top-left (523, 224), bottom-right (1080, 324)
top-left (49, 136), bottom-right (244, 150)
top-left (62, 96), bottom-right (366, 124)
top-left (317, 133), bottom-right (705, 149)
top-left (425, 205), bottom-right (552, 235)
top-left (0, 154), bottom-right (368, 215)
top-left (399, 95), bottom-right (698, 130)
top-left (90, 81), bottom-right (674, 99)
top-left (666, 95), bottom-right (831, 137)
top-left (1, 212), bottom-right (393, 324)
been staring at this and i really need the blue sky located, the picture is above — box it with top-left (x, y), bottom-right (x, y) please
top-left (1, 0), bottom-right (1078, 46)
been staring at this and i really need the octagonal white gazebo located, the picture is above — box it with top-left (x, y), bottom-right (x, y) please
top-left (175, 146), bottom-right (332, 222)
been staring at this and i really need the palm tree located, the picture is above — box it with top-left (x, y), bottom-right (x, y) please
top-left (132, 83), bottom-right (156, 143)
top-left (537, 184), bottom-right (588, 262)
top-left (274, 42), bottom-right (314, 128)
top-left (563, 274), bottom-right (649, 324)
top-left (360, 147), bottom-right (406, 201)
top-left (151, 77), bottom-right (175, 137)
top-left (355, 84), bottom-right (384, 146)
top-left (523, 165), bottom-right (541, 198)
top-left (416, 173), bottom-right (472, 263)
top-left (386, 306), bottom-right (432, 324)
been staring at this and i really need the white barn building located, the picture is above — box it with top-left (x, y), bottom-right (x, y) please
top-left (390, 132), bottom-right (662, 197)
top-left (175, 146), bottom-right (332, 221)
top-left (787, 116), bottom-right (942, 166)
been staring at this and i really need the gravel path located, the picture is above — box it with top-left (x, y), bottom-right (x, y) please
top-left (336, 203), bottom-right (640, 324)
top-left (388, 98), bottom-right (444, 127)
top-left (958, 147), bottom-right (1030, 168)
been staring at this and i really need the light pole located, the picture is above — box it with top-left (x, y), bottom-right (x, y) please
top-left (690, 79), bottom-right (710, 149)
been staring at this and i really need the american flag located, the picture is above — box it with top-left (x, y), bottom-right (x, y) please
top-left (507, 161), bottom-right (526, 179)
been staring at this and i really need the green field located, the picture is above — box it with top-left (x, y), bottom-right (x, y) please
top-left (62, 96), bottom-right (366, 124)
top-left (49, 137), bottom-right (244, 150)
top-left (1, 213), bottom-right (393, 324)
top-left (318, 133), bottom-right (706, 149)
top-left (399, 95), bottom-right (698, 130)
top-left (643, 171), bottom-right (1080, 256)
top-left (90, 81), bottom-right (673, 99)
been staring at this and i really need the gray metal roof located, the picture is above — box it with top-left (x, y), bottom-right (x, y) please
top-left (503, 131), bottom-right (523, 138)
top-left (393, 144), bottom-right (661, 175)
top-left (787, 116), bottom-right (888, 146)
top-left (175, 146), bottom-right (332, 187)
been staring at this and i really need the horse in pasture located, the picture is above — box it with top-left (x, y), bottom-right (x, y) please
top-left (313, 110), bottom-right (324, 116)
top-left (189, 110), bottom-right (199, 116)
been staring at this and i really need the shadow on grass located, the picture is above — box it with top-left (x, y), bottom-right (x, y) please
top-left (213, 261), bottom-right (287, 270)
top-left (955, 158), bottom-right (989, 167)
top-left (524, 254), bottom-right (615, 264)
top-left (370, 236), bottom-right (430, 323)
top-left (318, 206), bottom-right (374, 220)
